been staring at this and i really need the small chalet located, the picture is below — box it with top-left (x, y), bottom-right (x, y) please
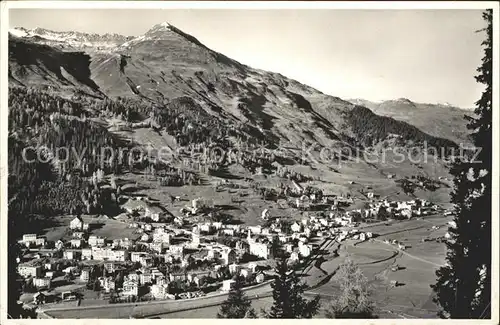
top-left (70, 216), bottom-right (84, 230)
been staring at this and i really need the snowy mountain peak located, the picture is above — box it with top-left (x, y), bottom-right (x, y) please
top-left (395, 97), bottom-right (414, 105)
top-left (143, 21), bottom-right (180, 38)
top-left (9, 27), bottom-right (30, 38)
top-left (142, 22), bottom-right (206, 48)
top-left (146, 22), bottom-right (175, 33)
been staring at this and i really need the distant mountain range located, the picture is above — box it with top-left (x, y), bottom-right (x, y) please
top-left (9, 26), bottom-right (134, 50)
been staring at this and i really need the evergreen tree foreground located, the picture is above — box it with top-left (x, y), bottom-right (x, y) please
top-left (217, 276), bottom-right (256, 318)
top-left (265, 258), bottom-right (320, 318)
top-left (431, 9), bottom-right (493, 319)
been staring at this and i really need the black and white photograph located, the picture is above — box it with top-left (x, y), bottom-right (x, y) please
top-left (0, 1), bottom-right (498, 322)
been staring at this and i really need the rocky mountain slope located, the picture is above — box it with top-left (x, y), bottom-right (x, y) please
top-left (9, 22), bottom-right (463, 155)
top-left (8, 35), bottom-right (105, 97)
top-left (8, 22), bottom-right (466, 209)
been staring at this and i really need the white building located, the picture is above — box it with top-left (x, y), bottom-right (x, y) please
top-left (249, 241), bottom-right (271, 259)
top-left (229, 263), bottom-right (241, 274)
top-left (55, 240), bottom-right (65, 250)
top-left (298, 242), bottom-right (312, 257)
top-left (151, 284), bottom-right (172, 299)
top-left (92, 248), bottom-right (129, 262)
top-left (140, 271), bottom-right (153, 284)
top-left (199, 223), bottom-right (213, 233)
top-left (192, 228), bottom-right (201, 247)
top-left (240, 268), bottom-right (252, 279)
top-left (99, 277), bottom-right (116, 293)
top-left (82, 249), bottom-right (93, 260)
top-left (221, 228), bottom-right (235, 236)
top-left (400, 209), bottom-right (413, 219)
top-left (290, 251), bottom-right (300, 262)
top-left (153, 230), bottom-right (171, 244)
top-left (20, 234), bottom-right (46, 247)
top-left (70, 239), bottom-right (83, 248)
top-left (63, 250), bottom-right (80, 260)
top-left (169, 245), bottom-right (185, 257)
top-left (18, 265), bottom-right (42, 278)
top-left (122, 279), bottom-right (139, 296)
top-left (131, 252), bottom-right (147, 263)
top-left (291, 222), bottom-right (301, 233)
top-left (149, 242), bottom-right (165, 253)
top-left (221, 249), bottom-right (237, 265)
top-left (33, 277), bottom-right (52, 289)
top-left (248, 225), bottom-right (262, 235)
top-left (212, 222), bottom-right (223, 230)
top-left (247, 231), bottom-right (272, 259)
top-left (221, 279), bottom-right (236, 292)
top-left (145, 206), bottom-right (162, 222)
top-left (255, 273), bottom-right (265, 283)
top-left (70, 216), bottom-right (84, 230)
top-left (80, 269), bottom-right (90, 282)
top-left (88, 235), bottom-right (106, 247)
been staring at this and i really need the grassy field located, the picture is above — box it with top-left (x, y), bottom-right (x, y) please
top-left (35, 134), bottom-right (453, 319)
top-left (305, 216), bottom-right (449, 318)
top-left (42, 215), bottom-right (142, 242)
top-left (118, 171), bottom-right (304, 226)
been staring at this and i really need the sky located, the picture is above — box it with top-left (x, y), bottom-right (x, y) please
top-left (9, 9), bottom-right (487, 108)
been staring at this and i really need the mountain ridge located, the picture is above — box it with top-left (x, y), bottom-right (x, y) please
top-left (8, 23), bottom-right (464, 155)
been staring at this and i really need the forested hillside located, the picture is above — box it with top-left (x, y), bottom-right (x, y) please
top-left (345, 105), bottom-right (458, 156)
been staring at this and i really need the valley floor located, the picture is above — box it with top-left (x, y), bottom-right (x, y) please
top-left (38, 216), bottom-right (449, 319)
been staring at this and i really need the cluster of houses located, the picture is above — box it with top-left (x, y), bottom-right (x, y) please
top-left (19, 202), bottom-right (357, 304)
top-left (17, 176), bottom-right (446, 308)
top-left (350, 198), bottom-right (441, 220)
top-left (121, 198), bottom-right (164, 222)
top-left (17, 192), bottom-right (388, 302)
top-left (17, 212), bottom-right (275, 304)
top-left (18, 234), bottom-right (47, 248)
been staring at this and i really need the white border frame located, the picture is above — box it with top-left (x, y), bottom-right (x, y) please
top-left (0, 2), bottom-right (498, 325)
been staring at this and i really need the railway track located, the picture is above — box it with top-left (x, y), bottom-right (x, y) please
top-left (301, 236), bottom-right (337, 276)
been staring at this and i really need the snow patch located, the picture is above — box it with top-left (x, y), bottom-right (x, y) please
top-left (120, 35), bottom-right (147, 48)
top-left (9, 28), bottom-right (29, 37)
top-left (438, 102), bottom-right (454, 107)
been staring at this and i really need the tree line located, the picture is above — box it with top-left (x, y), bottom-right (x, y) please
top-left (345, 105), bottom-right (458, 157)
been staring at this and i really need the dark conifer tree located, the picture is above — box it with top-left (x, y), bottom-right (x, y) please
top-left (217, 276), bottom-right (255, 318)
top-left (266, 258), bottom-right (320, 318)
top-left (431, 9), bottom-right (492, 319)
